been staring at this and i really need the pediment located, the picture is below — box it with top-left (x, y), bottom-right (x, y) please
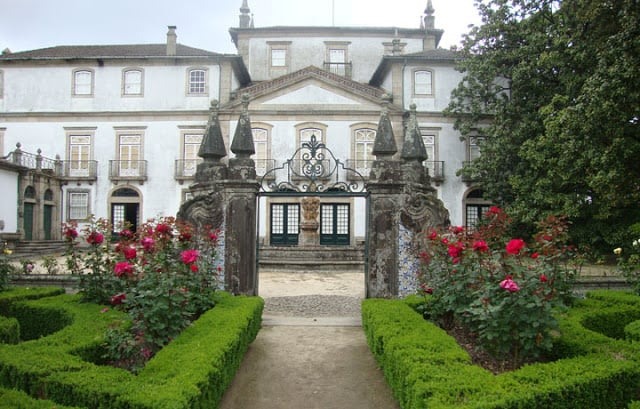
top-left (223, 66), bottom-right (401, 113)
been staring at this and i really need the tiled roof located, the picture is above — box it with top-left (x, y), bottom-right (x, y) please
top-left (0, 44), bottom-right (222, 60)
top-left (402, 48), bottom-right (460, 60)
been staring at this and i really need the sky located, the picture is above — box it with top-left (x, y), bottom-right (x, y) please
top-left (1, 0), bottom-right (481, 54)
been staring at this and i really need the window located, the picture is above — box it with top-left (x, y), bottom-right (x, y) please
top-left (182, 133), bottom-right (203, 177)
top-left (123, 69), bottom-right (143, 96)
top-left (0, 70), bottom-right (3, 98)
top-left (271, 49), bottom-right (286, 67)
top-left (320, 203), bottom-right (350, 245)
top-left (252, 127), bottom-right (270, 176)
top-left (73, 69), bottom-right (93, 96)
top-left (0, 128), bottom-right (5, 155)
top-left (68, 191), bottom-right (90, 220)
top-left (68, 134), bottom-right (92, 177)
top-left (414, 70), bottom-right (433, 96)
top-left (464, 189), bottom-right (492, 229)
top-left (187, 68), bottom-right (207, 94)
top-left (353, 128), bottom-right (376, 175)
top-left (270, 203), bottom-right (299, 246)
top-left (117, 133), bottom-right (142, 177)
top-left (468, 137), bottom-right (484, 161)
top-left (420, 129), bottom-right (440, 178)
top-left (324, 41), bottom-right (350, 77)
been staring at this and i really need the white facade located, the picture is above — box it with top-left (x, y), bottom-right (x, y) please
top-left (0, 1), bottom-right (488, 245)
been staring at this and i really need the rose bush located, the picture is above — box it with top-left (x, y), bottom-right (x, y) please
top-left (418, 208), bottom-right (579, 368)
top-left (615, 223), bottom-right (640, 294)
top-left (64, 216), bottom-right (222, 372)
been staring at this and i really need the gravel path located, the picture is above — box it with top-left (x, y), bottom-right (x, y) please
top-left (264, 294), bottom-right (362, 317)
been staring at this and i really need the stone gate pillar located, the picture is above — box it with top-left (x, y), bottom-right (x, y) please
top-left (366, 99), bottom-right (450, 298)
top-left (177, 96), bottom-right (259, 296)
top-left (366, 95), bottom-right (403, 298)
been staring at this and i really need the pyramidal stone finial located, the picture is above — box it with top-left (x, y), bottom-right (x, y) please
top-left (198, 100), bottom-right (227, 161)
top-left (372, 94), bottom-right (398, 158)
top-left (401, 103), bottom-right (428, 162)
top-left (230, 94), bottom-right (255, 158)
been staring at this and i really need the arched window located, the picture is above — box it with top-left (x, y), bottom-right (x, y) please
top-left (353, 128), bottom-right (376, 174)
top-left (24, 186), bottom-right (36, 199)
top-left (464, 189), bottom-right (492, 228)
top-left (44, 189), bottom-right (54, 201)
top-left (73, 69), bottom-right (94, 96)
top-left (123, 68), bottom-right (143, 96)
top-left (187, 68), bottom-right (207, 95)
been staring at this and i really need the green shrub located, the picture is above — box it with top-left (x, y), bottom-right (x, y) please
top-left (0, 292), bottom-right (263, 408)
top-left (0, 287), bottom-right (65, 316)
top-left (0, 386), bottom-right (82, 409)
top-left (0, 316), bottom-right (19, 344)
top-left (362, 291), bottom-right (640, 409)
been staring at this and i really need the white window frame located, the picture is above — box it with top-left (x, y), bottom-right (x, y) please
top-left (115, 129), bottom-right (145, 177)
top-left (181, 132), bottom-right (203, 177)
top-left (72, 68), bottom-right (94, 96)
top-left (251, 125), bottom-right (272, 176)
top-left (352, 126), bottom-right (376, 175)
top-left (66, 130), bottom-right (94, 177)
top-left (187, 68), bottom-right (208, 95)
top-left (67, 190), bottom-right (90, 221)
top-left (122, 68), bottom-right (143, 96)
top-left (268, 41), bottom-right (291, 74)
top-left (413, 69), bottom-right (434, 96)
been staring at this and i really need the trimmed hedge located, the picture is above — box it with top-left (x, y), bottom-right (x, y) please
top-left (0, 290), bottom-right (263, 408)
top-left (362, 291), bottom-right (640, 409)
top-left (0, 316), bottom-right (19, 344)
top-left (0, 287), bottom-right (65, 316)
top-left (0, 386), bottom-right (82, 409)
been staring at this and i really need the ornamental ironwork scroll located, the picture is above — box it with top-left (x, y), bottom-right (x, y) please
top-left (259, 134), bottom-right (366, 193)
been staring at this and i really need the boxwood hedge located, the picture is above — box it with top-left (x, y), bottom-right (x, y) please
top-left (0, 288), bottom-right (263, 408)
top-left (362, 290), bottom-right (640, 409)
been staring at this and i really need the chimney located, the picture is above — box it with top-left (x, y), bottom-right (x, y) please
top-left (166, 25), bottom-right (177, 56)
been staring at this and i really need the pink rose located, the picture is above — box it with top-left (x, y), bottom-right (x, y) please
top-left (122, 246), bottom-right (137, 260)
top-left (114, 262), bottom-right (134, 278)
top-left (141, 237), bottom-right (155, 252)
top-left (499, 278), bottom-right (520, 292)
top-left (180, 249), bottom-right (199, 264)
top-left (472, 240), bottom-right (489, 252)
top-left (86, 231), bottom-right (104, 246)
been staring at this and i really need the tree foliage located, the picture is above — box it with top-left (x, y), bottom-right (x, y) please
top-left (447, 0), bottom-right (640, 253)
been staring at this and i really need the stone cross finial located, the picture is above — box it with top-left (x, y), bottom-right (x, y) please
top-left (372, 94), bottom-right (398, 158)
top-left (230, 94), bottom-right (255, 158)
top-left (401, 104), bottom-right (428, 162)
top-left (198, 99), bottom-right (227, 162)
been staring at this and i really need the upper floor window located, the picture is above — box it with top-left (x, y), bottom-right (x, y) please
top-left (296, 123), bottom-right (327, 176)
top-left (187, 68), bottom-right (208, 95)
top-left (353, 127), bottom-right (376, 174)
top-left (73, 69), bottom-right (94, 96)
top-left (271, 49), bottom-right (287, 67)
top-left (414, 70), bottom-right (433, 96)
top-left (66, 131), bottom-right (94, 177)
top-left (268, 41), bottom-right (291, 75)
top-left (0, 70), bottom-right (4, 98)
top-left (181, 133), bottom-right (203, 177)
top-left (324, 42), bottom-right (351, 77)
top-left (122, 68), bottom-right (143, 96)
top-left (252, 127), bottom-right (272, 176)
top-left (468, 136), bottom-right (484, 161)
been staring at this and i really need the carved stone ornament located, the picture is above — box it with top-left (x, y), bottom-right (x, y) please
top-left (400, 188), bottom-right (450, 234)
top-left (176, 191), bottom-right (224, 230)
top-left (301, 196), bottom-right (320, 221)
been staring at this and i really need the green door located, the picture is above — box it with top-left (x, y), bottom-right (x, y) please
top-left (320, 203), bottom-right (350, 245)
top-left (23, 203), bottom-right (34, 240)
top-left (44, 205), bottom-right (53, 240)
top-left (270, 203), bottom-right (299, 246)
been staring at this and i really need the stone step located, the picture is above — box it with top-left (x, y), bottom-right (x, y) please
top-left (12, 240), bottom-right (67, 257)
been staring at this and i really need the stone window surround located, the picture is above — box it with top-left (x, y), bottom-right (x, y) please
top-left (412, 68), bottom-right (434, 97)
top-left (66, 189), bottom-right (91, 221)
top-left (72, 68), bottom-right (95, 97)
top-left (121, 67), bottom-right (144, 97)
top-left (64, 127), bottom-right (96, 163)
top-left (186, 67), bottom-right (209, 96)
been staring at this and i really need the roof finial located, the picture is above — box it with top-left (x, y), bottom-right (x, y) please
top-left (372, 94), bottom-right (398, 159)
top-left (239, 0), bottom-right (251, 28)
top-left (230, 94), bottom-right (255, 158)
top-left (198, 99), bottom-right (227, 162)
top-left (423, 0), bottom-right (435, 30)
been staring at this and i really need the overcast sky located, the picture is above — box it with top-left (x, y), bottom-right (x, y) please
top-left (1, 0), bottom-right (481, 54)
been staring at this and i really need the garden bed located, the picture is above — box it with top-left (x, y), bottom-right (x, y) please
top-left (362, 290), bottom-right (640, 409)
top-left (0, 287), bottom-right (263, 408)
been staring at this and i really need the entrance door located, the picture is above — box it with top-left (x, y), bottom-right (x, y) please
top-left (43, 205), bottom-right (53, 240)
top-left (111, 203), bottom-right (139, 233)
top-left (270, 203), bottom-right (299, 246)
top-left (23, 203), bottom-right (34, 240)
top-left (320, 203), bottom-right (350, 245)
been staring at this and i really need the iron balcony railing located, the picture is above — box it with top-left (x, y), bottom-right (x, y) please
top-left (109, 160), bottom-right (148, 182)
top-left (323, 62), bottom-right (352, 79)
top-left (174, 159), bottom-right (203, 180)
top-left (59, 160), bottom-right (98, 180)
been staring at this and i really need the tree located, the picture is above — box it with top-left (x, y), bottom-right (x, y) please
top-left (447, 0), bottom-right (640, 254)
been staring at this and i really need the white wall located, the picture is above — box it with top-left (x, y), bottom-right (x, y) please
top-left (0, 167), bottom-right (19, 233)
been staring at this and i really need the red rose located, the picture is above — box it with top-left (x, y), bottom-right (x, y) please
top-left (472, 240), bottom-right (489, 252)
top-left (114, 262), bottom-right (134, 278)
top-left (531, 252), bottom-right (540, 259)
top-left (180, 249), bottom-right (199, 264)
top-left (190, 264), bottom-right (199, 273)
top-left (119, 229), bottom-right (134, 239)
top-left (141, 237), bottom-right (155, 252)
top-left (486, 206), bottom-right (502, 216)
top-left (122, 246), bottom-right (137, 260)
top-left (427, 230), bottom-right (438, 240)
top-left (86, 231), bottom-right (104, 246)
top-left (65, 228), bottom-right (78, 240)
top-left (540, 274), bottom-right (548, 283)
top-left (155, 223), bottom-right (172, 236)
top-left (447, 242), bottom-right (464, 259)
top-left (506, 239), bottom-right (526, 255)
top-left (111, 293), bottom-right (126, 305)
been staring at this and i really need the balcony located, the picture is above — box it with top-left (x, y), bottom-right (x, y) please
top-left (323, 62), bottom-right (352, 79)
top-left (174, 159), bottom-right (203, 183)
top-left (59, 160), bottom-right (98, 182)
top-left (109, 160), bottom-right (148, 184)
top-left (426, 161), bottom-right (445, 185)
top-left (256, 159), bottom-right (277, 180)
